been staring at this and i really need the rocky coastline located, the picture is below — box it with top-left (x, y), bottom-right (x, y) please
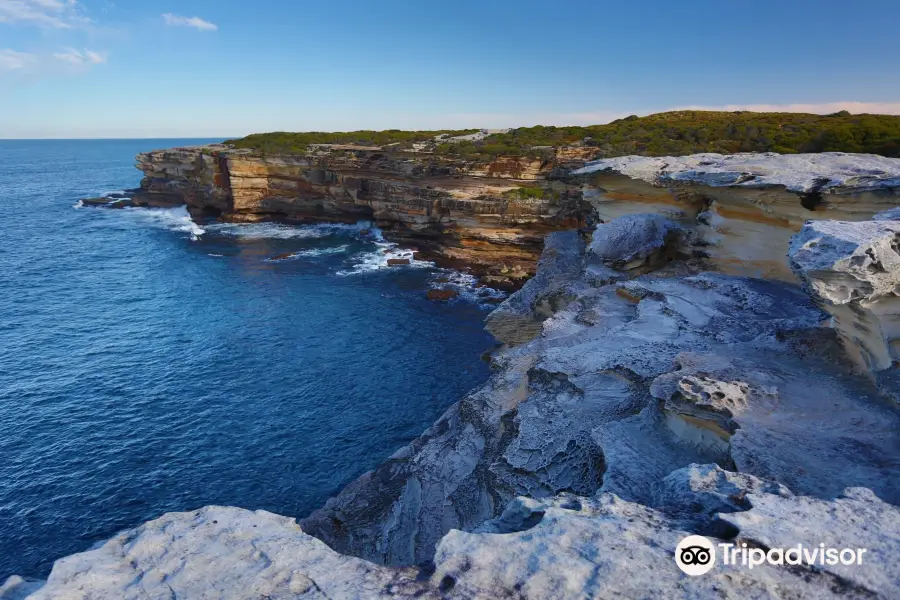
top-left (6, 151), bottom-right (900, 599)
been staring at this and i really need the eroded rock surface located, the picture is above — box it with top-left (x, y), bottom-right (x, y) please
top-left (298, 214), bottom-right (899, 570)
top-left (574, 152), bottom-right (900, 193)
top-left (576, 152), bottom-right (900, 282)
top-left (789, 214), bottom-right (900, 399)
top-left (13, 479), bottom-right (898, 599)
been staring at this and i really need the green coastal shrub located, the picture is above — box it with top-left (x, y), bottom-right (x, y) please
top-left (226, 111), bottom-right (900, 159)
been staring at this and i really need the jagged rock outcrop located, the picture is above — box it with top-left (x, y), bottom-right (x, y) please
top-left (10, 470), bottom-right (898, 599)
top-left (789, 212), bottom-right (900, 400)
top-left (434, 483), bottom-right (899, 599)
top-left (484, 229), bottom-right (587, 345)
top-left (298, 214), bottom-right (898, 570)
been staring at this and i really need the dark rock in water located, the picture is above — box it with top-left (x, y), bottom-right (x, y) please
top-left (359, 229), bottom-right (371, 236)
top-left (427, 289), bottom-right (459, 301)
top-left (269, 252), bottom-right (295, 262)
top-left (80, 188), bottom-right (143, 208)
top-left (80, 197), bottom-right (111, 206)
top-left (478, 275), bottom-right (517, 293)
top-left (387, 258), bottom-right (410, 266)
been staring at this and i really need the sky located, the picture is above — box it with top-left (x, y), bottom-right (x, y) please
top-left (1, 0), bottom-right (899, 138)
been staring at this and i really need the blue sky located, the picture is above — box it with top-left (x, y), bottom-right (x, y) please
top-left (1, 0), bottom-right (898, 138)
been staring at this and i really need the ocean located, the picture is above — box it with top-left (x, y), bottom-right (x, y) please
top-left (0, 139), bottom-right (497, 579)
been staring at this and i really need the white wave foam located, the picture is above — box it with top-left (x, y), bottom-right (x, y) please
top-left (336, 240), bottom-right (432, 276)
top-left (100, 190), bottom-right (127, 198)
top-left (206, 221), bottom-right (372, 241)
top-left (265, 245), bottom-right (350, 262)
top-left (122, 206), bottom-right (206, 240)
top-left (72, 200), bottom-right (84, 209)
top-left (429, 270), bottom-right (507, 304)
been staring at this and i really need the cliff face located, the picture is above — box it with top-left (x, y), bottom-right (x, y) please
top-left (131, 145), bottom-right (595, 287)
top-left (128, 147), bottom-right (900, 291)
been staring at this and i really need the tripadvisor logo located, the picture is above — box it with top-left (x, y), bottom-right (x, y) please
top-left (674, 535), bottom-right (868, 576)
top-left (675, 535), bottom-right (716, 576)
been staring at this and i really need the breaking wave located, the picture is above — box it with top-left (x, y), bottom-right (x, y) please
top-left (121, 206), bottom-right (206, 240)
top-left (265, 245), bottom-right (350, 261)
top-left (336, 239), bottom-right (432, 276)
top-left (428, 270), bottom-right (507, 304)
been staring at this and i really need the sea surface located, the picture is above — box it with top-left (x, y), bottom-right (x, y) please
top-left (0, 139), bottom-right (498, 579)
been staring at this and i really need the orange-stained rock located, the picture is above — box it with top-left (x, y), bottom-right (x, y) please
top-left (426, 289), bottom-right (459, 301)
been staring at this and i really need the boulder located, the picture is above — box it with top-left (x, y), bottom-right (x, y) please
top-left (387, 258), bottom-right (410, 266)
top-left (588, 213), bottom-right (682, 271)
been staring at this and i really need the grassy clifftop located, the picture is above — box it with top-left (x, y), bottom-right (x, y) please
top-left (227, 110), bottom-right (900, 159)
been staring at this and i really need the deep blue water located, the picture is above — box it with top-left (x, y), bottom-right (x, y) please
top-left (0, 139), bottom-right (497, 579)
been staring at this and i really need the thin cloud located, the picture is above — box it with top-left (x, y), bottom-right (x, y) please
top-left (0, 0), bottom-right (86, 29)
top-left (53, 47), bottom-right (107, 66)
top-left (162, 13), bottom-right (217, 31)
top-left (0, 48), bottom-right (37, 70)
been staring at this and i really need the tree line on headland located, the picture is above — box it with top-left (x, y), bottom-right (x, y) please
top-left (226, 110), bottom-right (900, 159)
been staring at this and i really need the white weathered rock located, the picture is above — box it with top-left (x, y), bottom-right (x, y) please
top-left (720, 487), bottom-right (900, 596)
top-left (301, 263), bottom-right (899, 568)
top-left (10, 483), bottom-right (899, 599)
top-left (485, 230), bottom-right (587, 345)
top-left (789, 219), bottom-right (900, 304)
top-left (0, 577), bottom-right (43, 600)
top-left (789, 217), bottom-right (900, 399)
top-left (652, 463), bottom-right (792, 522)
top-left (17, 506), bottom-right (433, 600)
top-left (874, 207), bottom-right (900, 221)
top-left (587, 213), bottom-right (682, 270)
top-left (575, 152), bottom-right (900, 194)
top-left (433, 486), bottom-right (899, 599)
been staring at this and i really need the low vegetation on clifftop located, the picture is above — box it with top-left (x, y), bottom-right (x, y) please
top-left (226, 110), bottom-right (900, 159)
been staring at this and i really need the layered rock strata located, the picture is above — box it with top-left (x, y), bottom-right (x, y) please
top-left (125, 145), bottom-right (597, 287)
top-left (100, 149), bottom-right (900, 289)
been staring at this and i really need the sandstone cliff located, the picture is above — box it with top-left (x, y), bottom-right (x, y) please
top-left (126, 144), bottom-right (596, 288)
top-left (29, 153), bottom-right (899, 599)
